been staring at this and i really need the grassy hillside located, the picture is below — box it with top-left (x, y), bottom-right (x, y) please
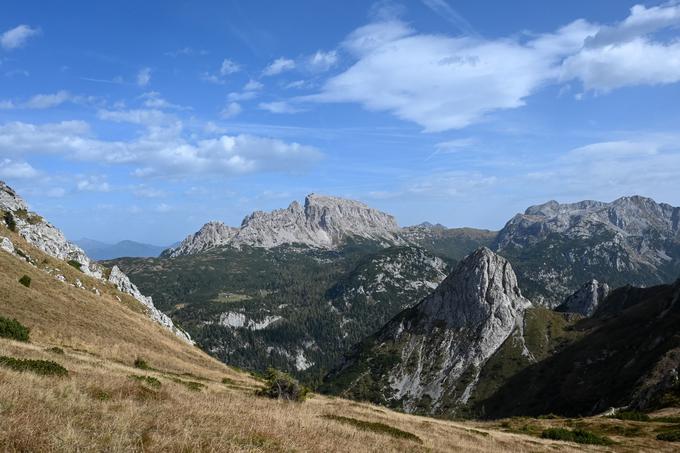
top-left (480, 280), bottom-right (680, 418)
top-left (0, 224), bottom-right (602, 452)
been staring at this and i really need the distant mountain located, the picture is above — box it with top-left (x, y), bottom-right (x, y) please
top-left (494, 196), bottom-right (680, 306)
top-left (402, 224), bottom-right (497, 261)
top-left (164, 194), bottom-right (403, 257)
top-left (76, 238), bottom-right (168, 260)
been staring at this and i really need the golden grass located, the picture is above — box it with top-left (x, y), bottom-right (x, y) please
top-left (0, 223), bottom-right (672, 452)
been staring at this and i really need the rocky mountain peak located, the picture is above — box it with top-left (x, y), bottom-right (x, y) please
top-left (328, 247), bottom-right (532, 414)
top-left (417, 247), bottom-right (529, 330)
top-left (168, 193), bottom-right (402, 256)
top-left (556, 279), bottom-right (610, 317)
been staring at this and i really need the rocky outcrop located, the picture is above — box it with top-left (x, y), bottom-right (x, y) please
top-left (164, 221), bottom-right (238, 257)
top-left (494, 196), bottom-right (680, 306)
top-left (166, 194), bottom-right (402, 257)
top-left (107, 266), bottom-right (191, 341)
top-left (0, 236), bottom-right (14, 254)
top-left (325, 247), bottom-right (531, 415)
top-left (0, 180), bottom-right (191, 343)
top-left (556, 279), bottom-right (610, 316)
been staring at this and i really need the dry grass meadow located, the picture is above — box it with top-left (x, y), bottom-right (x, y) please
top-left (1, 224), bottom-right (678, 452)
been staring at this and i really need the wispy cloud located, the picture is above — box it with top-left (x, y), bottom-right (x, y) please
top-left (307, 2), bottom-right (680, 132)
top-left (1, 25), bottom-right (41, 50)
top-left (136, 67), bottom-right (151, 86)
top-left (263, 57), bottom-right (295, 76)
top-left (420, 0), bottom-right (479, 37)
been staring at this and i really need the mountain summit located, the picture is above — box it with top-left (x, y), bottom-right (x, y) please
top-left (166, 194), bottom-right (402, 256)
top-left (325, 247), bottom-right (531, 414)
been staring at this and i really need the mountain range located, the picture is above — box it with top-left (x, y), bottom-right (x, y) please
top-left (5, 179), bottom-right (680, 423)
top-left (75, 238), bottom-right (171, 260)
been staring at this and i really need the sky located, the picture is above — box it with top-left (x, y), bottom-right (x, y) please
top-left (1, 0), bottom-right (680, 245)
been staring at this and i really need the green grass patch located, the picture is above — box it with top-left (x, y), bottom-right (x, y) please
top-left (322, 414), bottom-right (422, 443)
top-left (652, 416), bottom-right (680, 423)
top-left (18, 275), bottom-right (31, 288)
top-left (129, 375), bottom-right (162, 389)
top-left (67, 260), bottom-right (82, 271)
top-left (540, 428), bottom-right (613, 446)
top-left (171, 377), bottom-right (205, 391)
top-left (609, 410), bottom-right (650, 421)
top-left (657, 430), bottom-right (680, 442)
top-left (0, 316), bottom-right (30, 341)
top-left (0, 356), bottom-right (67, 376)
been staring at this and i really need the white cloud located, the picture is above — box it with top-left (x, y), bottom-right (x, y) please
top-left (46, 187), bottom-right (66, 198)
top-left (165, 47), bottom-right (209, 57)
top-left (244, 79), bottom-right (264, 91)
top-left (220, 58), bottom-right (241, 75)
top-left (263, 57), bottom-right (295, 76)
top-left (140, 91), bottom-right (185, 110)
top-left (97, 108), bottom-right (175, 127)
top-left (0, 100), bottom-right (14, 109)
top-left (0, 120), bottom-right (324, 177)
top-left (23, 90), bottom-right (71, 109)
top-left (228, 91), bottom-right (257, 102)
top-left (1, 25), bottom-right (40, 50)
top-left (307, 50), bottom-right (338, 72)
top-left (286, 80), bottom-right (307, 89)
top-left (0, 159), bottom-right (39, 179)
top-left (308, 3), bottom-right (680, 131)
top-left (561, 38), bottom-right (680, 92)
top-left (137, 67), bottom-right (152, 86)
top-left (258, 101), bottom-right (303, 114)
top-left (77, 176), bottom-right (111, 192)
top-left (155, 203), bottom-right (172, 213)
top-left (221, 102), bottom-right (242, 118)
top-left (133, 185), bottom-right (165, 198)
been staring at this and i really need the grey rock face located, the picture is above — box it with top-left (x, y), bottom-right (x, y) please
top-left (495, 196), bottom-right (680, 306)
top-left (167, 194), bottom-right (402, 256)
top-left (497, 196), bottom-right (680, 261)
top-left (333, 247), bottom-right (531, 414)
top-left (0, 236), bottom-right (14, 254)
top-left (556, 279), bottom-right (610, 316)
top-left (0, 180), bottom-right (191, 343)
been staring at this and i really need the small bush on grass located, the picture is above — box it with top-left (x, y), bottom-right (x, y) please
top-left (18, 275), bottom-right (31, 288)
top-left (129, 375), bottom-right (162, 389)
top-left (0, 316), bottom-right (30, 341)
top-left (0, 356), bottom-right (68, 376)
top-left (256, 368), bottom-right (309, 402)
top-left (134, 357), bottom-right (151, 370)
top-left (67, 260), bottom-right (82, 271)
top-left (46, 346), bottom-right (64, 354)
top-left (3, 211), bottom-right (16, 232)
top-left (541, 428), bottom-right (613, 445)
top-left (322, 414), bottom-right (422, 443)
top-left (610, 410), bottom-right (650, 421)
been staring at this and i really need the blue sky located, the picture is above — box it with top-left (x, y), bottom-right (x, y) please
top-left (1, 0), bottom-right (680, 244)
